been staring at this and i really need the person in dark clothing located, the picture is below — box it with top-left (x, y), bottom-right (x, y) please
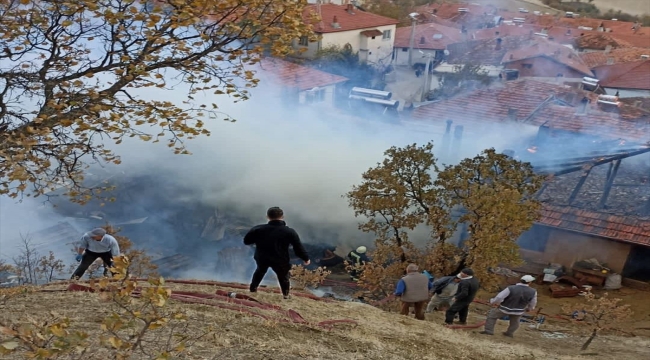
top-left (444, 268), bottom-right (480, 325)
top-left (347, 246), bottom-right (370, 281)
top-left (243, 207), bottom-right (310, 299)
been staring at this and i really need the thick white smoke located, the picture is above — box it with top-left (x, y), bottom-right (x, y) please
top-left (0, 62), bottom-right (540, 276)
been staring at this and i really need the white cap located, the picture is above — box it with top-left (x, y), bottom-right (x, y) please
top-left (356, 246), bottom-right (367, 254)
top-left (521, 275), bottom-right (536, 283)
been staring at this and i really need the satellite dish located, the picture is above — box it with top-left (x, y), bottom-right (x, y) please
top-left (444, 50), bottom-right (450, 56)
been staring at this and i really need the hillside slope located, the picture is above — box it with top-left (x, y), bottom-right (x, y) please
top-left (1, 280), bottom-right (648, 360)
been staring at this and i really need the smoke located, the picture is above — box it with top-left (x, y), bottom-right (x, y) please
top-left (0, 60), bottom-right (595, 282)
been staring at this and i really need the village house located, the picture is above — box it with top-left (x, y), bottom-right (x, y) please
top-left (590, 60), bottom-right (650, 98)
top-left (392, 22), bottom-right (462, 66)
top-left (501, 39), bottom-right (593, 79)
top-left (258, 58), bottom-right (348, 106)
top-left (444, 35), bottom-right (537, 76)
top-left (294, 3), bottom-right (398, 65)
top-left (411, 78), bottom-right (650, 285)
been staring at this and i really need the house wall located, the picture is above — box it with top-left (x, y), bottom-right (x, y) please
top-left (294, 25), bottom-right (396, 64)
top-left (392, 48), bottom-right (439, 66)
top-left (520, 227), bottom-right (632, 274)
top-left (504, 57), bottom-right (587, 78)
top-left (603, 87), bottom-right (650, 98)
top-left (297, 84), bottom-right (338, 106)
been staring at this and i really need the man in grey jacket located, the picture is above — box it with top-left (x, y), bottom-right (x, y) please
top-left (71, 228), bottom-right (121, 280)
top-left (480, 275), bottom-right (538, 337)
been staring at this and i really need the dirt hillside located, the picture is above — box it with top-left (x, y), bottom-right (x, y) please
top-left (1, 280), bottom-right (649, 360)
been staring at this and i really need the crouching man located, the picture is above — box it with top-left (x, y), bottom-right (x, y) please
top-left (395, 264), bottom-right (432, 320)
top-left (71, 228), bottom-right (121, 280)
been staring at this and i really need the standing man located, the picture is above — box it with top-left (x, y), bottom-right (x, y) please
top-left (480, 275), bottom-right (538, 337)
top-left (426, 275), bottom-right (461, 313)
top-left (394, 264), bottom-right (432, 320)
top-left (444, 268), bottom-right (479, 325)
top-left (347, 246), bottom-right (369, 281)
top-left (244, 207), bottom-right (310, 300)
top-left (71, 228), bottom-right (120, 280)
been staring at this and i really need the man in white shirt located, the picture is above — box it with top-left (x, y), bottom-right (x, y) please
top-left (480, 275), bottom-right (538, 337)
top-left (71, 228), bottom-right (121, 280)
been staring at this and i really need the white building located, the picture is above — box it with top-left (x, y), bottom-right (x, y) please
top-left (294, 3), bottom-right (398, 65)
top-left (258, 58), bottom-right (348, 107)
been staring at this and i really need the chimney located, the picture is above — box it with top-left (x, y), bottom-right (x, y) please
top-left (509, 53), bottom-right (514, 60)
top-left (605, 45), bottom-right (612, 53)
top-left (332, 16), bottom-right (340, 29)
top-left (433, 9), bottom-right (438, 15)
top-left (577, 96), bottom-right (589, 115)
top-left (507, 108), bottom-right (518, 121)
top-left (420, 36), bottom-right (425, 44)
top-left (495, 37), bottom-right (502, 50)
top-left (347, 3), bottom-right (354, 13)
top-left (495, 31), bottom-right (500, 36)
top-left (606, 57), bottom-right (614, 65)
top-left (566, 29), bottom-right (571, 36)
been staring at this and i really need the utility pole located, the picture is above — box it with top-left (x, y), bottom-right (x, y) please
top-left (408, 13), bottom-right (418, 67)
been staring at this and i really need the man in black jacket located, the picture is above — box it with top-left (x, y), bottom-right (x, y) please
top-left (243, 207), bottom-right (310, 299)
top-left (444, 268), bottom-right (480, 325)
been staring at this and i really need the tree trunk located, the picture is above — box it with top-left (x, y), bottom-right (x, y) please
top-left (581, 329), bottom-right (598, 351)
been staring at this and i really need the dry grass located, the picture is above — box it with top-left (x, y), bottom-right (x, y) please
top-left (1, 281), bottom-right (649, 360)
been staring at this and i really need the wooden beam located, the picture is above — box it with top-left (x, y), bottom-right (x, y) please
top-left (598, 159), bottom-right (621, 209)
top-left (568, 167), bottom-right (592, 205)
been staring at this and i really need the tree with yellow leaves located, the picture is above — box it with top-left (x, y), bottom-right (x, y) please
top-left (347, 143), bottom-right (543, 294)
top-left (0, 0), bottom-right (315, 202)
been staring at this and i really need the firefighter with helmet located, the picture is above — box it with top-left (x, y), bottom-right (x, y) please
top-left (347, 246), bottom-right (370, 281)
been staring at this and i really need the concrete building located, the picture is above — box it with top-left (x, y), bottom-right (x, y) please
top-left (294, 3), bottom-right (398, 65)
top-left (392, 22), bottom-right (462, 66)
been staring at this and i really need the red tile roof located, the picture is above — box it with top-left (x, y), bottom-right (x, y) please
top-left (592, 60), bottom-right (650, 90)
top-left (446, 35), bottom-right (537, 66)
top-left (413, 3), bottom-right (521, 29)
top-left (574, 32), bottom-right (635, 50)
top-left (394, 22), bottom-right (463, 50)
top-left (411, 79), bottom-right (579, 125)
top-left (580, 47), bottom-right (650, 68)
top-left (538, 205), bottom-right (650, 246)
top-left (524, 102), bottom-right (650, 143)
top-left (502, 39), bottom-right (593, 76)
top-left (259, 58), bottom-right (348, 91)
top-left (411, 79), bottom-right (650, 142)
top-left (304, 4), bottom-right (398, 34)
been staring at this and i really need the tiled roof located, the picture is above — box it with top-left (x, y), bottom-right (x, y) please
top-left (620, 97), bottom-right (650, 112)
top-left (473, 24), bottom-right (576, 45)
top-left (574, 32), bottom-right (634, 50)
top-left (411, 79), bottom-right (579, 125)
top-left (502, 39), bottom-right (593, 76)
top-left (411, 79), bottom-right (650, 142)
top-left (304, 4), bottom-right (398, 34)
top-left (446, 35), bottom-right (537, 66)
top-left (394, 22), bottom-right (463, 50)
top-left (538, 205), bottom-right (650, 246)
top-left (530, 15), bottom-right (650, 36)
top-left (524, 102), bottom-right (650, 142)
top-left (580, 47), bottom-right (650, 68)
top-left (412, 3), bottom-right (521, 28)
top-left (592, 60), bottom-right (650, 90)
top-left (259, 58), bottom-right (348, 91)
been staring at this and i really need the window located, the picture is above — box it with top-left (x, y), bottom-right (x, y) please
top-left (402, 48), bottom-right (408, 52)
top-left (556, 73), bottom-right (564, 77)
top-left (298, 36), bottom-right (309, 46)
top-left (522, 63), bottom-right (533, 69)
top-left (382, 30), bottom-right (391, 40)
